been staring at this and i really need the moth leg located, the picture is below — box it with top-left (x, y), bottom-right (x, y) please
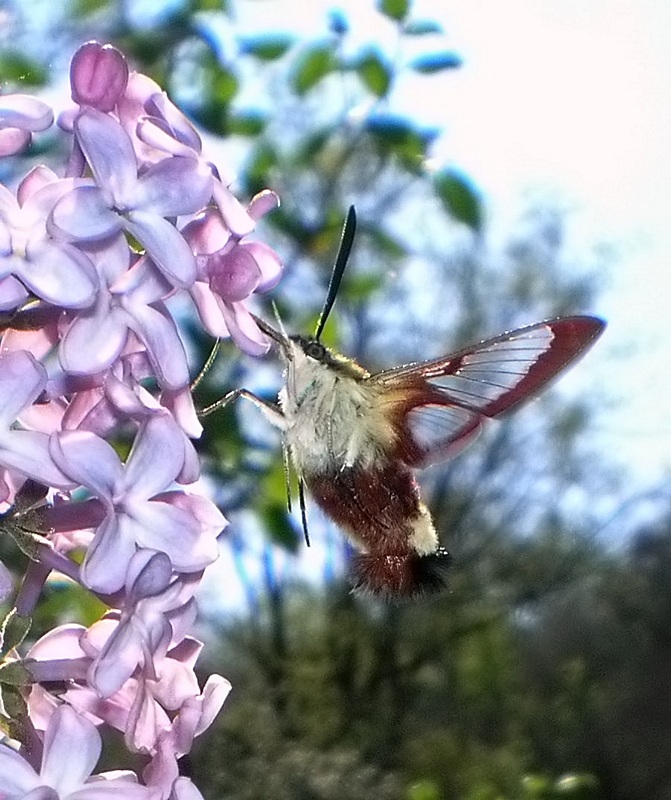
top-left (282, 440), bottom-right (293, 514)
top-left (191, 338), bottom-right (221, 392)
top-left (198, 388), bottom-right (287, 430)
top-left (298, 478), bottom-right (310, 547)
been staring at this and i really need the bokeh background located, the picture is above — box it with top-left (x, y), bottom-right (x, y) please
top-left (2, 1), bottom-right (670, 798)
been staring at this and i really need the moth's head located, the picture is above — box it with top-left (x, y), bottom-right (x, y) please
top-left (289, 335), bottom-right (368, 379)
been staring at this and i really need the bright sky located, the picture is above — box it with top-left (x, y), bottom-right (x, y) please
top-left (206, 0), bottom-right (671, 609)
top-left (233, 0), bottom-right (671, 487)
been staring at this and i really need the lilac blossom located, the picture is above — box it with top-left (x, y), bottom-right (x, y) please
top-left (185, 191), bottom-right (282, 355)
top-left (0, 704), bottom-right (154, 799)
top-left (49, 109), bottom-right (212, 288)
top-left (0, 93), bottom-right (53, 156)
top-left (0, 167), bottom-right (99, 310)
top-left (59, 247), bottom-right (190, 391)
top-left (0, 38), bottom-right (282, 798)
top-left (0, 350), bottom-right (74, 488)
top-left (70, 41), bottom-right (129, 113)
top-left (50, 414), bottom-right (224, 593)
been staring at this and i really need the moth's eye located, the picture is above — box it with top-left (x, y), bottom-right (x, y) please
top-left (305, 341), bottom-right (326, 360)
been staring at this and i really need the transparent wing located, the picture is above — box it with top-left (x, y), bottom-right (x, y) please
top-left (373, 316), bottom-right (604, 467)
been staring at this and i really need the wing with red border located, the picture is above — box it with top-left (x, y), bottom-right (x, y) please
top-left (372, 316), bottom-right (604, 467)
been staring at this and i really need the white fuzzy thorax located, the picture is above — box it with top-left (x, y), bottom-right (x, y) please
top-left (279, 344), bottom-right (397, 475)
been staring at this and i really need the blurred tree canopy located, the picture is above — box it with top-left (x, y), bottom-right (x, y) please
top-left (2, 1), bottom-right (670, 798)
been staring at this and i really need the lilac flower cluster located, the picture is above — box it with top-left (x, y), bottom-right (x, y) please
top-left (0, 42), bottom-right (282, 799)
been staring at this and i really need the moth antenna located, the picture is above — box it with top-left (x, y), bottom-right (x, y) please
top-left (314, 205), bottom-right (357, 342)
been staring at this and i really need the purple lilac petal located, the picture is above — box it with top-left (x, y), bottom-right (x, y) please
top-left (132, 501), bottom-right (216, 571)
top-left (0, 744), bottom-right (40, 793)
top-left (123, 415), bottom-right (185, 498)
top-left (195, 674), bottom-right (231, 735)
top-left (248, 188), bottom-right (280, 220)
top-left (153, 659), bottom-right (199, 710)
top-left (28, 624), bottom-right (89, 660)
top-left (0, 275), bottom-right (29, 309)
top-left (211, 180), bottom-right (255, 236)
top-left (136, 117), bottom-right (195, 158)
top-left (70, 42), bottom-right (129, 112)
top-left (22, 240), bottom-right (98, 308)
top-left (0, 95), bottom-right (53, 131)
top-left (41, 705), bottom-right (101, 793)
top-left (126, 684), bottom-right (171, 754)
top-left (125, 213), bottom-right (196, 287)
top-left (0, 349), bottom-right (45, 421)
top-left (49, 430), bottom-right (123, 500)
top-left (0, 560), bottom-right (11, 602)
top-left (209, 246), bottom-right (261, 302)
top-left (125, 302), bottom-right (190, 391)
top-left (242, 241), bottom-right (283, 291)
top-left (134, 156), bottom-right (212, 217)
top-left (0, 350), bottom-right (72, 488)
top-left (17, 165), bottom-right (61, 203)
top-left (190, 282), bottom-right (230, 337)
top-left (172, 776), bottom-right (206, 800)
top-left (126, 550), bottom-right (173, 603)
top-left (146, 92), bottom-right (202, 152)
top-left (0, 430), bottom-right (74, 489)
top-left (49, 184), bottom-right (121, 241)
top-left (90, 621), bottom-right (148, 698)
top-left (161, 388), bottom-right (202, 441)
top-left (220, 300), bottom-right (271, 356)
top-left (0, 128), bottom-right (30, 156)
top-left (82, 515), bottom-right (136, 593)
top-left (181, 207), bottom-right (230, 256)
top-left (60, 303), bottom-right (129, 374)
top-left (75, 109), bottom-right (138, 201)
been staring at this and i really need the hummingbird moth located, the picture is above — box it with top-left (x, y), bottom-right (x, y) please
top-left (205, 207), bottom-right (605, 598)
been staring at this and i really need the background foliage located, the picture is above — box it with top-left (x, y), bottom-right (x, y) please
top-left (2, 1), bottom-right (669, 798)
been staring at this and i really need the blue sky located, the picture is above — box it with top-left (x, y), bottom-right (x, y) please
top-left (234, 0), bottom-right (671, 487)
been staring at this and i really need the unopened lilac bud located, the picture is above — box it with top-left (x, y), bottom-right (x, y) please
top-left (209, 248), bottom-right (261, 302)
top-left (70, 41), bottom-right (129, 112)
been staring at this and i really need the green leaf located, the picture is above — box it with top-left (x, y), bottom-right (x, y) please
top-left (434, 169), bottom-right (483, 232)
top-left (0, 52), bottom-right (47, 87)
top-left (404, 19), bottom-right (443, 36)
top-left (410, 51), bottom-right (462, 73)
top-left (227, 110), bottom-right (267, 137)
top-left (239, 34), bottom-right (295, 61)
top-left (367, 225), bottom-right (408, 258)
top-left (261, 503), bottom-right (299, 552)
top-left (354, 48), bottom-right (391, 97)
top-left (243, 143), bottom-right (278, 195)
top-left (0, 610), bottom-right (31, 656)
top-left (0, 660), bottom-right (31, 687)
top-left (291, 43), bottom-right (335, 95)
top-left (408, 779), bottom-right (441, 800)
top-left (377, 0), bottom-right (409, 22)
top-left (211, 66), bottom-right (239, 105)
top-left (70, 0), bottom-right (113, 16)
top-left (365, 114), bottom-right (432, 172)
top-left (295, 125), bottom-right (338, 164)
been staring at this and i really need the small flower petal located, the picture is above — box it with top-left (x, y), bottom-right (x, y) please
top-left (125, 213), bottom-right (196, 287)
top-left (41, 705), bottom-right (101, 793)
top-left (49, 184), bottom-right (121, 241)
top-left (50, 430), bottom-right (123, 499)
top-left (134, 157), bottom-right (211, 218)
top-left (74, 109), bottom-right (138, 202)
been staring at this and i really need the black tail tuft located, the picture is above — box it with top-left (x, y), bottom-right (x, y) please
top-left (350, 548), bottom-right (451, 599)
